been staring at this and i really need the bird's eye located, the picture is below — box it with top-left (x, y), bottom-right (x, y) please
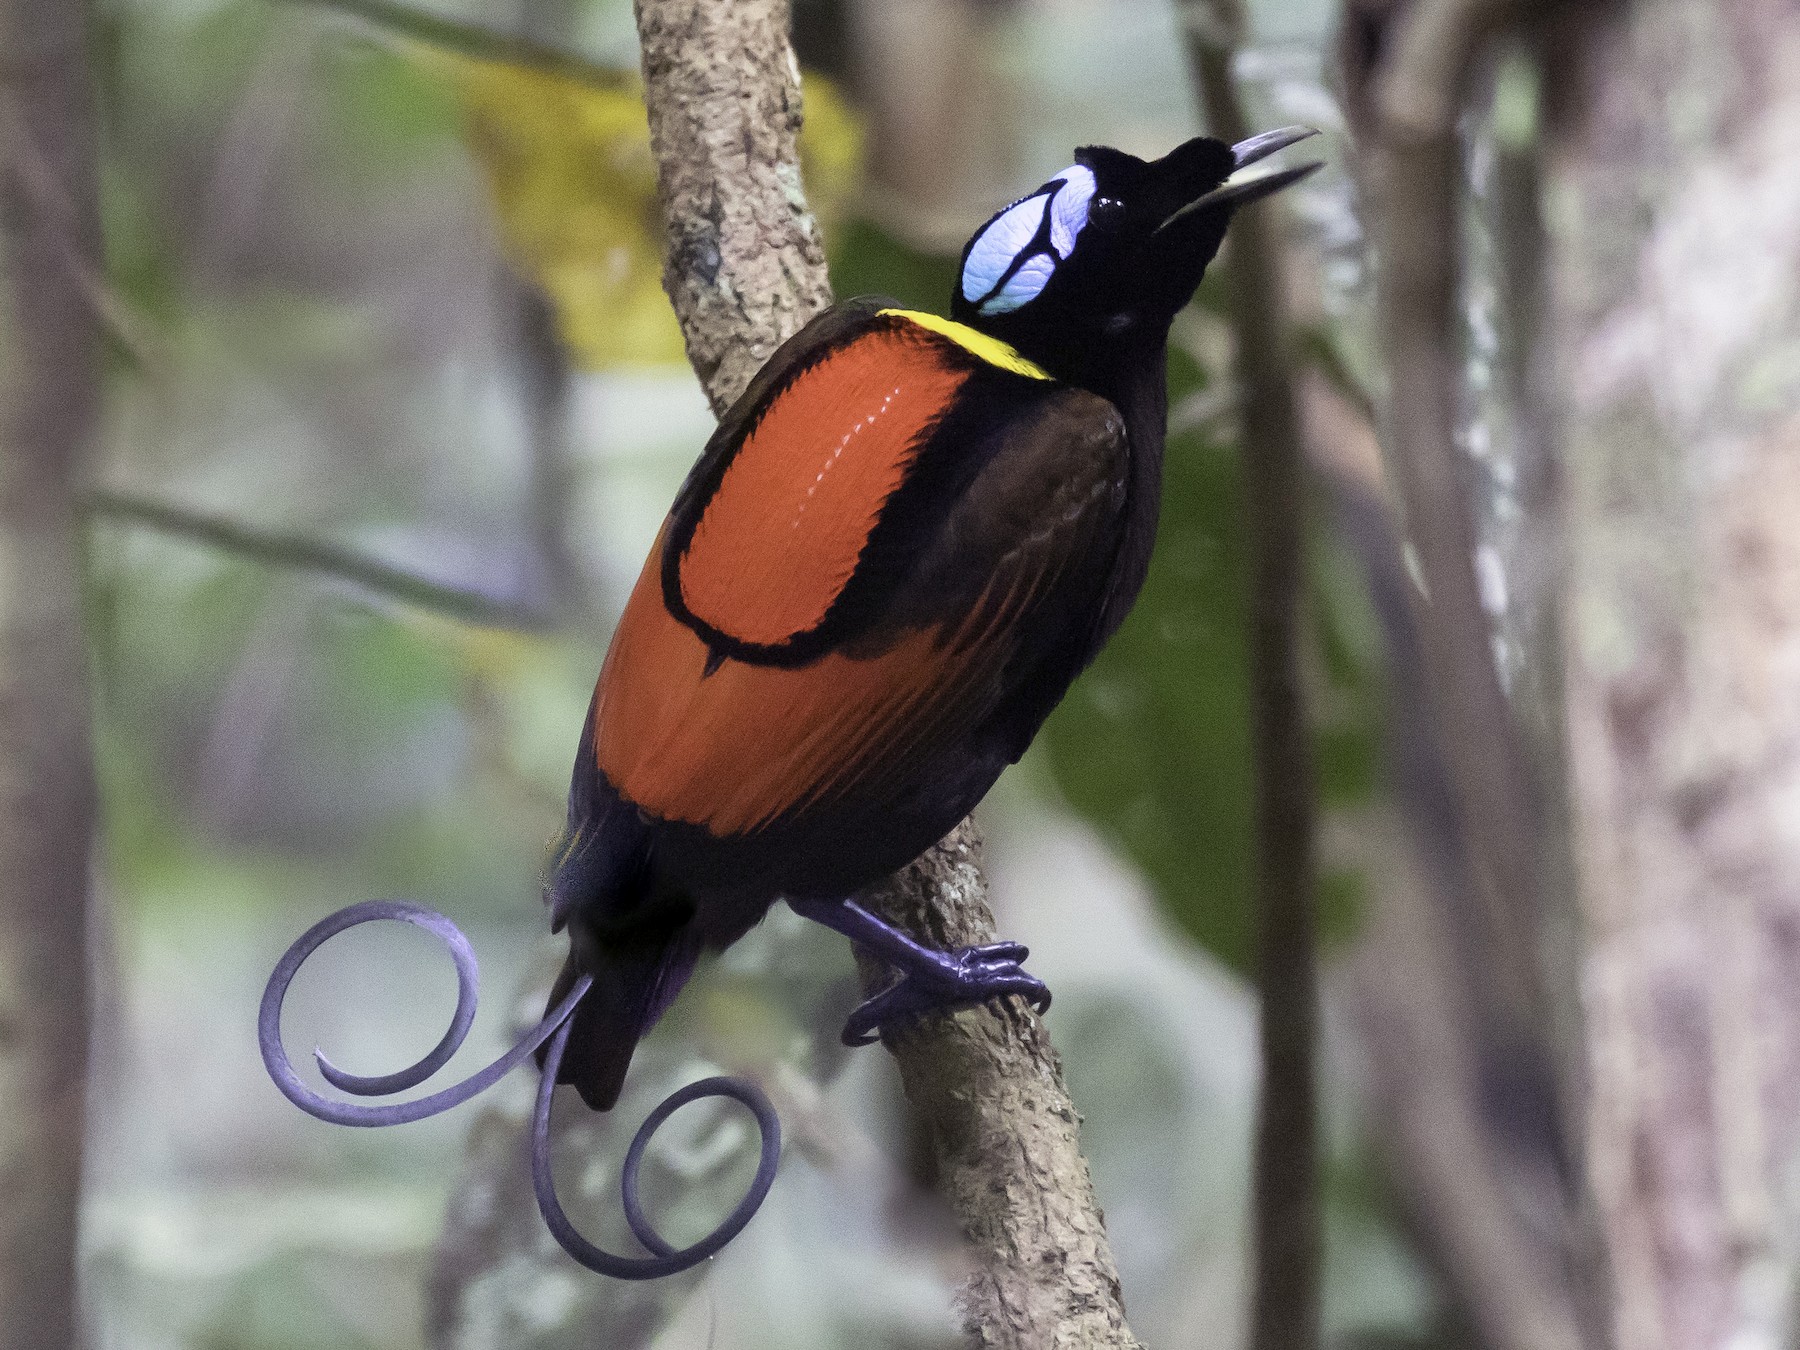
top-left (1088, 196), bottom-right (1126, 230)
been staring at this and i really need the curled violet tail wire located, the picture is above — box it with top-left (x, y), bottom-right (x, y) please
top-left (534, 1016), bottom-right (782, 1277)
top-left (258, 899), bottom-right (781, 1278)
top-left (257, 900), bottom-right (585, 1126)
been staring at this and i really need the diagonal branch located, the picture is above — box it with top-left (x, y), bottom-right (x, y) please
top-left (0, 101), bottom-right (167, 375)
top-left (272, 0), bottom-right (631, 88)
top-left (630, 1), bottom-right (1141, 1345)
top-left (86, 489), bottom-right (552, 630)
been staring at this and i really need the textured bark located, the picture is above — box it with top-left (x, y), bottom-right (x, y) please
top-left (634, 2), bottom-right (1140, 1345)
top-left (634, 0), bottom-right (834, 417)
top-left (1180, 7), bottom-right (1322, 1350)
top-left (1553, 1), bottom-right (1800, 1345)
top-left (0, 3), bottom-right (101, 1349)
top-left (856, 825), bottom-right (1140, 1350)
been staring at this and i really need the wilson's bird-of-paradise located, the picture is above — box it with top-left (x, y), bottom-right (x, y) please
top-left (260, 126), bottom-right (1321, 1279)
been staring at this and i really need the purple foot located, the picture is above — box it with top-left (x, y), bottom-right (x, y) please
top-left (786, 897), bottom-right (1052, 1047)
top-left (842, 944), bottom-right (1051, 1046)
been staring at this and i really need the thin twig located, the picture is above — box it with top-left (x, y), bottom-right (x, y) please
top-left (1485, 42), bottom-right (1590, 1243)
top-left (85, 489), bottom-right (552, 630)
top-left (271, 0), bottom-right (631, 88)
top-left (1178, 4), bottom-right (1321, 1350)
top-left (630, 1), bottom-right (1141, 1344)
top-left (0, 99), bottom-right (167, 375)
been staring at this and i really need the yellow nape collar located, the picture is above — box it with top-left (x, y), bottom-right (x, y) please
top-left (879, 308), bottom-right (1053, 382)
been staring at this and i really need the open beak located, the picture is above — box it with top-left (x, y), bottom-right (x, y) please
top-left (1121, 126), bottom-right (1325, 321)
top-left (1181, 125), bottom-right (1322, 215)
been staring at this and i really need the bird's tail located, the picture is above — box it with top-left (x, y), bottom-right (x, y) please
top-left (539, 698), bottom-right (706, 1111)
top-left (544, 920), bottom-right (703, 1112)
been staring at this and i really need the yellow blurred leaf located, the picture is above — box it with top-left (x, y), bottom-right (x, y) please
top-left (794, 74), bottom-right (864, 240)
top-left (415, 50), bottom-right (863, 369)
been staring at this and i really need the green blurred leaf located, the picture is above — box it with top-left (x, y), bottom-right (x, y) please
top-left (1317, 864), bottom-right (1368, 953)
top-left (316, 604), bottom-right (462, 723)
top-left (100, 161), bottom-right (178, 331)
top-left (194, 1254), bottom-right (391, 1350)
top-left (317, 40), bottom-right (463, 172)
top-left (828, 215), bottom-right (960, 312)
top-left (1039, 344), bottom-right (1256, 966)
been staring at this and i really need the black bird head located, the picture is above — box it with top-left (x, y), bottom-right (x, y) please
top-left (950, 127), bottom-right (1320, 388)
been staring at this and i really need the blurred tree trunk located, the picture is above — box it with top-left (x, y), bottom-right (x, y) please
top-left (1553, 0), bottom-right (1800, 1345)
top-left (846, 0), bottom-right (1019, 250)
top-left (0, 1), bottom-right (102, 1348)
top-left (1314, 378), bottom-right (1591, 1350)
top-left (1333, 4), bottom-right (1598, 1350)
top-left (1181, 8), bottom-right (1322, 1350)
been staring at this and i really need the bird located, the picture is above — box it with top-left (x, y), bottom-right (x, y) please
top-left (542, 127), bottom-right (1321, 1111)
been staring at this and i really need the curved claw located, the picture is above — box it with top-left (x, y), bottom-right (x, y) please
top-left (532, 1016), bottom-right (781, 1279)
top-left (841, 952), bottom-right (1052, 1047)
top-left (952, 940), bottom-right (1029, 970)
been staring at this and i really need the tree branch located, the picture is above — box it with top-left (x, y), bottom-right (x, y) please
top-left (634, 0), bottom-right (832, 416)
top-left (0, 2), bottom-right (101, 1346)
top-left (274, 0), bottom-right (632, 88)
top-left (856, 824), bottom-right (1142, 1348)
top-left (630, 1), bottom-right (1140, 1344)
top-left (1551, 1), bottom-right (1800, 1343)
top-left (1307, 373), bottom-right (1588, 1350)
top-left (1179, 6), bottom-right (1321, 1350)
top-left (0, 101), bottom-right (166, 376)
top-left (85, 488), bottom-right (552, 630)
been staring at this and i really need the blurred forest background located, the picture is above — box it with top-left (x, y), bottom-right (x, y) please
top-left (9, 0), bottom-right (1800, 1346)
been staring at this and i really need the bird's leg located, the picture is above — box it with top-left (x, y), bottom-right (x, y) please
top-left (787, 896), bottom-right (1050, 1046)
